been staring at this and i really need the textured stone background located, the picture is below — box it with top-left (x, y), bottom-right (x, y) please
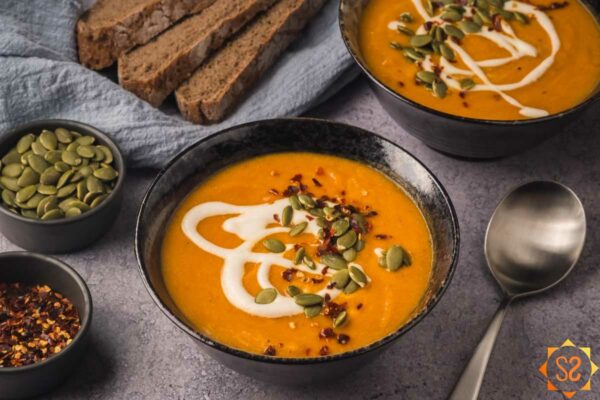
top-left (3, 78), bottom-right (599, 399)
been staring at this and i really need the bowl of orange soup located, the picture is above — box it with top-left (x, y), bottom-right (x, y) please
top-left (135, 118), bottom-right (459, 384)
top-left (340, 0), bottom-right (600, 158)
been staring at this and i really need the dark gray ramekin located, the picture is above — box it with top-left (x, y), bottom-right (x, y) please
top-left (0, 252), bottom-right (92, 399)
top-left (339, 0), bottom-right (600, 158)
top-left (135, 118), bottom-right (460, 384)
top-left (0, 120), bottom-right (125, 254)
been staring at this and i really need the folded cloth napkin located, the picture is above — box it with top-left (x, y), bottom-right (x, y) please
top-left (0, 0), bottom-right (355, 168)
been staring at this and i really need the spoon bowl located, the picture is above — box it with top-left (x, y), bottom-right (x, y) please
top-left (485, 181), bottom-right (586, 297)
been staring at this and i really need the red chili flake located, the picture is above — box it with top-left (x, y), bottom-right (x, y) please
top-left (0, 283), bottom-right (81, 368)
top-left (282, 268), bottom-right (297, 282)
top-left (305, 215), bottom-right (314, 221)
top-left (357, 303), bottom-right (363, 310)
top-left (316, 167), bottom-right (324, 176)
top-left (492, 14), bottom-right (503, 32)
top-left (305, 348), bottom-right (311, 356)
top-left (268, 188), bottom-right (279, 196)
top-left (537, 1), bottom-right (568, 11)
top-left (279, 343), bottom-right (284, 348)
top-left (424, 21), bottom-right (433, 31)
top-left (319, 328), bottom-right (336, 339)
top-left (299, 184), bottom-right (308, 192)
top-left (326, 282), bottom-right (336, 290)
top-left (324, 293), bottom-right (331, 302)
top-left (398, 81), bottom-right (405, 88)
top-left (365, 210), bottom-right (378, 217)
top-left (273, 214), bottom-right (280, 222)
top-left (312, 178), bottom-right (322, 187)
top-left (323, 301), bottom-right (346, 319)
top-left (463, 102), bottom-right (469, 108)
top-left (337, 334), bottom-right (350, 345)
top-left (458, 91), bottom-right (466, 99)
top-left (264, 345), bottom-right (277, 356)
top-left (375, 234), bottom-right (390, 240)
top-left (321, 266), bottom-right (329, 275)
top-left (319, 346), bottom-right (330, 356)
top-left (291, 174), bottom-right (302, 183)
top-left (293, 244), bottom-right (302, 250)
top-left (340, 190), bottom-right (346, 196)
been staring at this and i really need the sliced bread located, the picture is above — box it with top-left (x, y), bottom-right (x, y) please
top-left (175, 0), bottom-right (326, 124)
top-left (77, 0), bottom-right (216, 70)
top-left (118, 0), bottom-right (278, 107)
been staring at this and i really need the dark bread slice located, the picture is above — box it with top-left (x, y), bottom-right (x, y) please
top-left (118, 0), bottom-right (278, 107)
top-left (77, 0), bottom-right (215, 70)
top-left (175, 0), bottom-right (327, 124)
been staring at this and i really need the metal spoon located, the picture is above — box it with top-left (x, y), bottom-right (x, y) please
top-left (448, 181), bottom-right (586, 400)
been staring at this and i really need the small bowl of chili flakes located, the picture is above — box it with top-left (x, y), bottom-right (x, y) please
top-left (0, 251), bottom-right (92, 399)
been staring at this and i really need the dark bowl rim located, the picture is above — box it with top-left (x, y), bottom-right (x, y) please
top-left (338, 0), bottom-right (600, 126)
top-left (0, 119), bottom-right (126, 226)
top-left (135, 117), bottom-right (460, 365)
top-left (0, 251), bottom-right (93, 374)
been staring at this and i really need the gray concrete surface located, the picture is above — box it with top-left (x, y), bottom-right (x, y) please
top-left (4, 77), bottom-right (599, 399)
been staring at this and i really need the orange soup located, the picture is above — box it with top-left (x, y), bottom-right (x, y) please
top-left (359, 0), bottom-right (600, 120)
top-left (161, 153), bottom-right (433, 357)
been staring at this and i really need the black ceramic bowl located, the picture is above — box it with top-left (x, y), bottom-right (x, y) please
top-left (136, 118), bottom-right (459, 384)
top-left (339, 0), bottom-right (600, 158)
top-left (0, 120), bottom-right (125, 253)
top-left (0, 252), bottom-right (92, 399)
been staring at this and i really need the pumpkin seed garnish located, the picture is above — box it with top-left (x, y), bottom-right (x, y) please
top-left (433, 79), bottom-right (449, 98)
top-left (390, 41), bottom-right (403, 50)
top-left (263, 238), bottom-right (286, 253)
top-left (460, 78), bottom-right (476, 90)
top-left (399, 12), bottom-right (413, 22)
top-left (302, 255), bottom-right (316, 270)
top-left (2, 163), bottom-right (24, 178)
top-left (298, 194), bottom-right (315, 209)
top-left (293, 247), bottom-right (305, 265)
top-left (337, 229), bottom-right (357, 250)
top-left (41, 208), bottom-right (63, 220)
top-left (331, 219), bottom-right (350, 236)
top-left (344, 281), bottom-right (359, 294)
top-left (443, 24), bottom-right (465, 39)
top-left (255, 288), bottom-right (277, 304)
top-left (410, 34), bottom-right (433, 48)
top-left (439, 43), bottom-right (455, 61)
top-left (440, 10), bottom-right (462, 21)
top-left (294, 293), bottom-right (323, 307)
top-left (281, 205), bottom-right (293, 226)
top-left (286, 285), bottom-right (302, 297)
top-left (16, 134), bottom-right (35, 154)
top-left (417, 70), bottom-right (436, 84)
top-left (304, 305), bottom-right (322, 318)
top-left (458, 20), bottom-right (482, 33)
top-left (330, 269), bottom-right (350, 289)
top-left (349, 266), bottom-right (368, 287)
top-left (289, 194), bottom-right (302, 210)
top-left (321, 254), bottom-right (347, 270)
top-left (397, 25), bottom-right (415, 36)
top-left (355, 240), bottom-right (365, 252)
top-left (403, 48), bottom-right (425, 62)
top-left (333, 310), bottom-right (348, 328)
top-left (289, 221), bottom-right (308, 237)
top-left (386, 245), bottom-right (405, 271)
top-left (514, 11), bottom-right (529, 24)
top-left (342, 248), bottom-right (357, 262)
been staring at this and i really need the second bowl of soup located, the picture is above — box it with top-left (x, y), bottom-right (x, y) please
top-left (340, 0), bottom-right (600, 158)
top-left (136, 118), bottom-right (459, 384)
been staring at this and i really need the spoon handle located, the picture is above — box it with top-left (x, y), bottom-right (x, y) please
top-left (448, 297), bottom-right (512, 400)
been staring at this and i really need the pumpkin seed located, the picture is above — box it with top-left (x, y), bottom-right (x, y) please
top-left (472, 13), bottom-right (484, 26)
top-left (16, 185), bottom-right (37, 203)
top-left (333, 310), bottom-right (348, 328)
top-left (263, 238), bottom-right (286, 253)
top-left (65, 207), bottom-right (82, 218)
top-left (425, 0), bottom-right (435, 15)
top-left (27, 154), bottom-right (49, 174)
top-left (55, 128), bottom-right (73, 143)
top-left (330, 269), bottom-right (350, 289)
top-left (434, 26), bottom-right (445, 42)
top-left (410, 34), bottom-right (432, 47)
top-left (24, 193), bottom-right (44, 209)
top-left (41, 208), bottom-right (63, 221)
top-left (293, 247), bottom-right (305, 265)
top-left (337, 230), bottom-right (357, 250)
top-left (439, 43), bottom-right (455, 61)
top-left (343, 248), bottom-right (357, 262)
top-left (0, 177), bottom-right (21, 192)
top-left (399, 12), bottom-right (413, 22)
top-left (40, 167), bottom-right (61, 185)
top-left (2, 190), bottom-right (16, 207)
top-left (355, 239), bottom-right (365, 252)
top-left (17, 168), bottom-right (39, 187)
top-left (444, 24), bottom-right (465, 39)
top-left (514, 11), bottom-right (529, 24)
top-left (281, 205), bottom-right (293, 226)
top-left (315, 216), bottom-right (327, 227)
top-left (349, 266), bottom-right (368, 287)
top-left (294, 293), bottom-right (323, 307)
top-left (302, 255), bottom-right (316, 270)
top-left (16, 134), bottom-right (35, 154)
top-left (21, 209), bottom-right (38, 219)
top-left (37, 196), bottom-right (55, 217)
top-left (458, 20), bottom-right (482, 33)
top-left (397, 25), bottom-right (415, 36)
top-left (57, 170), bottom-right (74, 189)
top-left (445, 3), bottom-right (465, 13)
top-left (44, 150), bottom-right (63, 164)
top-left (38, 184), bottom-right (57, 195)
top-left (475, 8), bottom-right (492, 24)
top-left (416, 70), bottom-right (436, 84)
top-left (286, 285), bottom-right (302, 297)
top-left (460, 78), bottom-right (476, 90)
top-left (433, 79), bottom-right (449, 98)
top-left (3, 163), bottom-right (24, 178)
top-left (403, 48), bottom-right (425, 61)
top-left (31, 141), bottom-right (47, 156)
top-left (57, 184), bottom-right (76, 198)
top-left (308, 207), bottom-right (325, 217)
top-left (495, 9), bottom-right (514, 20)
top-left (403, 250), bottom-right (413, 266)
top-left (386, 245), bottom-right (405, 271)
top-left (66, 142), bottom-right (80, 152)
top-left (304, 305), bottom-right (322, 318)
top-left (62, 151), bottom-right (81, 166)
top-left (321, 254), bottom-right (347, 270)
top-left (440, 10), bottom-right (462, 21)
top-left (76, 145), bottom-right (96, 159)
top-left (90, 194), bottom-right (108, 209)
top-left (390, 41), bottom-right (403, 50)
top-left (323, 207), bottom-right (339, 221)
top-left (54, 161), bottom-right (70, 172)
top-left (255, 288), bottom-right (277, 304)
top-left (298, 194), bottom-right (315, 209)
top-left (2, 150), bottom-right (21, 165)
top-left (86, 176), bottom-right (104, 193)
top-left (289, 194), bottom-right (302, 210)
top-left (70, 171), bottom-right (83, 184)
top-left (344, 281), bottom-right (359, 294)
top-left (289, 221), bottom-right (308, 237)
top-left (75, 135), bottom-right (95, 145)
top-left (331, 219), bottom-right (350, 236)
top-left (352, 213), bottom-right (366, 232)
top-left (39, 130), bottom-right (57, 150)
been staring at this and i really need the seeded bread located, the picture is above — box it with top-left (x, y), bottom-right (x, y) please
top-left (77, 0), bottom-right (216, 70)
top-left (175, 0), bottom-right (326, 124)
top-left (118, 0), bottom-right (278, 107)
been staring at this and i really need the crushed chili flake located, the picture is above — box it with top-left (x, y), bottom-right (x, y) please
top-left (323, 301), bottom-right (346, 319)
top-left (268, 188), bottom-right (279, 196)
top-left (537, 1), bottom-right (568, 11)
top-left (375, 234), bottom-right (390, 240)
top-left (319, 328), bottom-right (336, 339)
top-left (315, 167), bottom-right (324, 176)
top-left (337, 334), bottom-right (350, 345)
top-left (357, 303), bottom-right (363, 310)
top-left (273, 213), bottom-right (280, 222)
top-left (282, 268), bottom-right (296, 282)
top-left (0, 283), bottom-right (81, 368)
top-left (312, 178), bottom-right (322, 187)
top-left (319, 346), bottom-right (330, 356)
top-left (290, 174), bottom-right (302, 183)
top-left (264, 345), bottom-right (276, 356)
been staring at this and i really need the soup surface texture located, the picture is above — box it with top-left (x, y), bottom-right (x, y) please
top-left (161, 153), bottom-right (433, 357)
top-left (359, 0), bottom-right (600, 120)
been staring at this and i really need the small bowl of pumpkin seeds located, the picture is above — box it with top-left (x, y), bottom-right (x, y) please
top-left (0, 119), bottom-right (125, 253)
